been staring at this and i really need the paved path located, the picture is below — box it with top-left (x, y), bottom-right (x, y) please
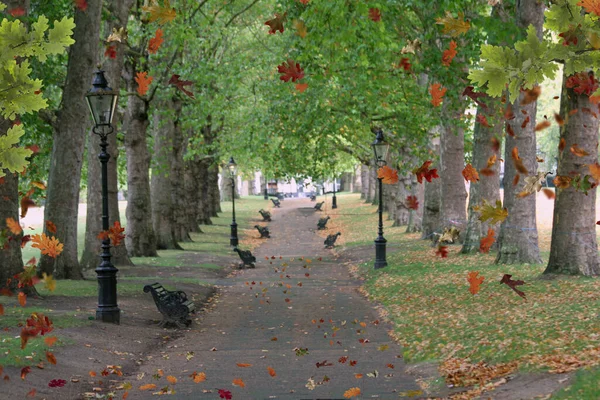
top-left (127, 198), bottom-right (421, 399)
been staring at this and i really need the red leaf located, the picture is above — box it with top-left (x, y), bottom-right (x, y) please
top-left (368, 8), bottom-right (381, 22)
top-left (441, 40), bottom-right (457, 66)
top-left (74, 0), bottom-right (87, 11)
top-left (377, 166), bottom-right (399, 184)
top-left (462, 86), bottom-right (488, 108)
top-left (218, 389), bottom-right (233, 400)
top-left (436, 245), bottom-right (448, 258)
top-left (462, 163), bottom-right (479, 182)
top-left (20, 197), bottom-right (36, 218)
top-left (500, 274), bottom-right (527, 300)
top-left (521, 86), bottom-right (541, 105)
top-left (414, 160), bottom-right (439, 183)
top-left (265, 12), bottom-right (286, 34)
top-left (48, 379), bottom-right (66, 387)
top-left (467, 271), bottom-right (485, 295)
top-left (277, 59), bottom-right (304, 83)
top-left (476, 114), bottom-right (490, 128)
top-left (566, 71), bottom-right (599, 96)
top-left (168, 74), bottom-right (195, 98)
top-left (9, 7), bottom-right (26, 17)
top-left (296, 83), bottom-right (308, 93)
top-left (46, 220), bottom-right (57, 234)
top-left (397, 58), bottom-right (411, 71)
top-left (21, 366), bottom-right (31, 380)
top-left (406, 195), bottom-right (419, 210)
top-left (148, 29), bottom-right (164, 54)
top-left (104, 45), bottom-right (117, 59)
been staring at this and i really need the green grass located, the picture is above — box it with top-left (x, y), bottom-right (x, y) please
top-left (551, 367), bottom-right (600, 399)
top-left (333, 193), bottom-right (600, 374)
top-left (34, 279), bottom-right (148, 297)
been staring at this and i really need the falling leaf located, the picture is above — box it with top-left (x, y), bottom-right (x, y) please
top-left (553, 175), bottom-right (572, 189)
top-left (168, 74), bottom-right (195, 98)
top-left (135, 72), bottom-right (153, 96)
top-left (477, 114), bottom-right (490, 128)
top-left (142, 0), bottom-right (177, 24)
top-left (565, 71), bottom-right (599, 95)
top-left (436, 245), bottom-right (448, 258)
top-left (366, 370), bottom-right (379, 378)
top-left (20, 197), bottom-right (36, 218)
top-left (414, 160), bottom-right (439, 183)
top-left (18, 292), bottom-right (26, 307)
top-left (293, 20), bottom-right (307, 38)
top-left (463, 86), bottom-right (489, 108)
top-left (429, 83), bottom-right (447, 107)
top-left (479, 229), bottom-right (495, 254)
top-left (21, 367), bottom-right (31, 380)
top-left (139, 384), bottom-right (157, 390)
top-left (500, 274), bottom-right (527, 300)
top-left (26, 389), bottom-right (36, 397)
top-left (570, 144), bottom-right (589, 157)
top-left (511, 147), bottom-right (528, 174)
top-left (265, 12), bottom-right (286, 34)
top-left (306, 378), bottom-right (317, 390)
top-left (435, 11), bottom-right (470, 36)
top-left (542, 188), bottom-right (555, 199)
top-left (401, 38), bottom-right (421, 54)
top-left (535, 120), bottom-right (551, 131)
top-left (45, 220), bottom-right (57, 234)
top-left (477, 200), bottom-right (508, 224)
top-left (467, 271), bottom-right (485, 294)
top-left (31, 181), bottom-right (46, 190)
top-left (521, 86), bottom-right (541, 105)
top-left (148, 29), bottom-right (164, 54)
top-left (232, 378), bottom-right (245, 388)
top-left (368, 8), bottom-right (381, 22)
top-left (218, 389), bottom-right (233, 399)
top-left (344, 387), bottom-right (361, 398)
top-left (74, 0), bottom-right (87, 11)
top-left (296, 83), bottom-right (308, 93)
top-left (44, 336), bottom-right (58, 346)
top-left (518, 172), bottom-right (548, 197)
top-left (521, 116), bottom-right (530, 128)
top-left (236, 363), bottom-right (252, 368)
top-left (190, 371), bottom-right (205, 383)
top-left (462, 164), bottom-right (479, 182)
top-left (267, 366), bottom-right (276, 377)
top-left (588, 163), bottom-right (600, 182)
top-left (31, 233), bottom-right (64, 258)
top-left (278, 59), bottom-right (304, 82)
top-left (42, 273), bottom-right (56, 292)
top-left (387, 363), bottom-right (395, 369)
top-left (506, 123), bottom-right (515, 137)
top-left (316, 360), bottom-right (333, 368)
top-left (106, 27), bottom-right (127, 43)
top-left (442, 40), bottom-right (458, 66)
top-left (397, 57), bottom-right (411, 71)
top-left (46, 351), bottom-right (57, 365)
top-left (559, 137), bottom-right (566, 152)
top-left (406, 196), bottom-right (418, 211)
top-left (554, 113), bottom-right (565, 126)
top-left (6, 218), bottom-right (22, 235)
top-left (8, 6), bottom-right (26, 16)
top-left (377, 165), bottom-right (399, 184)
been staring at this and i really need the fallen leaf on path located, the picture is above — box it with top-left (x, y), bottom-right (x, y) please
top-left (236, 363), bottom-right (252, 368)
top-left (232, 378), bottom-right (245, 387)
top-left (190, 371), bottom-right (205, 383)
top-left (139, 384), bottom-right (156, 390)
top-left (267, 366), bottom-right (276, 377)
top-left (344, 387), bottom-right (361, 398)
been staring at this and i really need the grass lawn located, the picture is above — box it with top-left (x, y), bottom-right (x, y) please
top-left (329, 193), bottom-right (600, 396)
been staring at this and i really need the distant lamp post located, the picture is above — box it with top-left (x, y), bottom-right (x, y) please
top-left (227, 157), bottom-right (239, 247)
top-left (332, 178), bottom-right (338, 209)
top-left (372, 128), bottom-right (390, 269)
top-left (85, 68), bottom-right (120, 324)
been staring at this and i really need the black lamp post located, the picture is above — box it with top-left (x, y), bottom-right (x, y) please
top-left (228, 157), bottom-right (239, 247)
top-left (332, 177), bottom-right (337, 209)
top-left (372, 128), bottom-right (390, 269)
top-left (85, 68), bottom-right (120, 324)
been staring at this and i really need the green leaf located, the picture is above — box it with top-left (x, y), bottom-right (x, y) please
top-left (0, 125), bottom-right (33, 177)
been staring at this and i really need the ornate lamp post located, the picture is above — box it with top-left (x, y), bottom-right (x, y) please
top-left (372, 128), bottom-right (390, 269)
top-left (227, 157), bottom-right (239, 247)
top-left (85, 69), bottom-right (120, 323)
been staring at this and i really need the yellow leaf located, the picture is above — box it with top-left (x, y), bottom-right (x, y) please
top-left (106, 27), bottom-right (127, 42)
top-left (6, 217), bottom-right (22, 235)
top-left (232, 378), bottom-right (245, 387)
top-left (42, 273), bottom-right (56, 292)
top-left (293, 19), bottom-right (307, 38)
top-left (142, 0), bottom-right (177, 25)
top-left (166, 375), bottom-right (177, 384)
top-left (139, 384), bottom-right (157, 390)
top-left (435, 11), bottom-right (470, 37)
top-left (344, 387), bottom-right (361, 398)
top-left (190, 371), bottom-right (205, 383)
top-left (477, 199), bottom-right (508, 225)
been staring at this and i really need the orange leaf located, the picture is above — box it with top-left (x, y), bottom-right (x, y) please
top-left (579, 0), bottom-right (600, 17)
top-left (31, 233), bottom-right (64, 258)
top-left (487, 155), bottom-right (497, 167)
top-left (559, 138), bottom-right (566, 152)
top-left (135, 71), bottom-right (153, 96)
top-left (354, 373), bottom-right (363, 379)
top-left (467, 271), bottom-right (485, 294)
top-left (31, 181), bottom-right (46, 190)
top-left (18, 292), bottom-right (26, 307)
top-left (521, 86), bottom-right (541, 105)
top-left (45, 220), bottom-right (57, 234)
top-left (542, 188), bottom-right (555, 199)
top-left (123, 391), bottom-right (129, 399)
top-left (44, 336), bottom-right (58, 346)
top-left (511, 147), bottom-right (528, 174)
top-left (441, 40), bottom-right (457, 66)
top-left (21, 366), bottom-right (31, 380)
top-left (435, 11), bottom-right (470, 36)
top-left (46, 351), bottom-right (57, 365)
top-left (190, 371), bottom-right (206, 383)
top-left (267, 366), bottom-right (276, 377)
top-left (554, 113), bottom-right (565, 126)
top-left (461, 163), bottom-right (479, 182)
top-left (553, 175), bottom-right (572, 189)
top-left (429, 83), bottom-right (447, 107)
top-left (148, 29), bottom-right (164, 54)
top-left (139, 384), bottom-right (157, 390)
top-left (480, 167), bottom-right (494, 177)
top-left (521, 116), bottom-right (530, 128)
top-left (535, 120), bottom-right (551, 131)
top-left (295, 83), bottom-right (308, 93)
top-left (89, 370), bottom-right (97, 377)
top-left (232, 378), bottom-right (245, 387)
top-left (513, 174), bottom-right (520, 186)
top-left (6, 217), bottom-right (22, 235)
top-left (237, 363), bottom-right (252, 368)
top-left (343, 387), bottom-right (361, 398)
top-left (588, 163), bottom-right (600, 181)
top-left (377, 165), bottom-right (399, 184)
top-left (570, 144), bottom-right (589, 157)
top-left (27, 388), bottom-right (36, 397)
top-left (479, 229), bottom-right (495, 254)
top-left (166, 375), bottom-right (177, 384)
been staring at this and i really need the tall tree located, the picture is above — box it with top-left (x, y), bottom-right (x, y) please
top-left (39, 1), bottom-right (102, 279)
top-left (80, 0), bottom-right (135, 270)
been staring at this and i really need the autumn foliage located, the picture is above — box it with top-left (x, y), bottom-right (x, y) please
top-left (377, 165), bottom-right (399, 184)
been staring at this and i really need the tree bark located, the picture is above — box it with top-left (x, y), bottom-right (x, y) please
top-left (184, 156), bottom-right (202, 233)
top-left (353, 164), bottom-right (362, 193)
top-left (80, 0), bottom-right (135, 270)
top-left (208, 163), bottom-right (221, 215)
top-left (495, 0), bottom-right (543, 265)
top-left (421, 136), bottom-right (441, 239)
top-left (151, 98), bottom-right (183, 250)
top-left (220, 168), bottom-right (233, 202)
top-left (368, 162), bottom-right (377, 204)
top-left (197, 158), bottom-right (213, 225)
top-left (39, 2), bottom-right (102, 279)
top-left (360, 163), bottom-right (369, 199)
top-left (170, 100), bottom-right (191, 243)
top-left (544, 73), bottom-right (600, 275)
top-left (406, 175), bottom-right (423, 233)
top-left (123, 63), bottom-right (157, 257)
top-left (461, 101), bottom-right (502, 253)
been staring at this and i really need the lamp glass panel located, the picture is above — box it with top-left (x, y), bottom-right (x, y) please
top-left (87, 93), bottom-right (117, 125)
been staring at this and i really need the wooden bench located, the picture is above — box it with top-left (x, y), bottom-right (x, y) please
top-left (314, 201), bottom-right (324, 211)
top-left (143, 283), bottom-right (195, 328)
top-left (271, 199), bottom-right (281, 208)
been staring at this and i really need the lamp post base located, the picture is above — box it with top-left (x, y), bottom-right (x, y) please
top-left (374, 236), bottom-right (387, 269)
top-left (230, 222), bottom-right (239, 247)
top-left (332, 195), bottom-right (337, 209)
top-left (96, 307), bottom-right (121, 324)
top-left (264, 188), bottom-right (268, 200)
top-left (95, 264), bottom-right (121, 324)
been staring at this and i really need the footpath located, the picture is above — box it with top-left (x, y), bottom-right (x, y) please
top-left (125, 197), bottom-right (423, 399)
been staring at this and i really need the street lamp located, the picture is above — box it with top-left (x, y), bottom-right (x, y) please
top-left (85, 68), bottom-right (120, 324)
top-left (372, 128), bottom-right (390, 269)
top-left (227, 157), bottom-right (239, 247)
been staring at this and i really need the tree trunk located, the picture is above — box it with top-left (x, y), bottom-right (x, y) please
top-left (360, 164), bottom-right (369, 199)
top-left (406, 175), bottom-right (423, 233)
top-left (462, 101), bottom-right (502, 253)
top-left (392, 174), bottom-right (411, 227)
top-left (247, 178), bottom-right (255, 195)
top-left (208, 163), bottom-right (221, 215)
top-left (440, 116), bottom-right (468, 235)
top-left (368, 162), bottom-right (377, 204)
top-left (544, 73), bottom-right (600, 275)
top-left (197, 158), bottom-right (213, 225)
top-left (80, 0), bottom-right (134, 270)
top-left (353, 165), bottom-right (362, 193)
top-left (39, 2), bottom-right (102, 279)
top-left (495, 0), bottom-right (543, 265)
top-left (184, 156), bottom-right (202, 233)
top-left (170, 100), bottom-right (191, 243)
top-left (151, 99), bottom-right (183, 250)
top-left (421, 137), bottom-right (441, 239)
top-left (220, 168), bottom-right (233, 202)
